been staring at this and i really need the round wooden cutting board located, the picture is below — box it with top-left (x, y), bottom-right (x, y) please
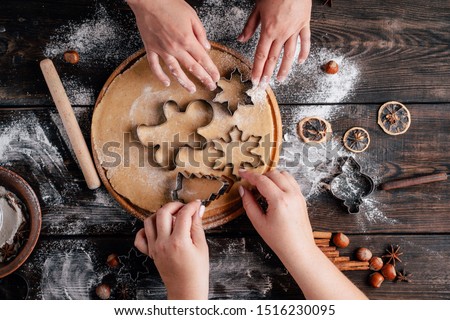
top-left (91, 42), bottom-right (282, 229)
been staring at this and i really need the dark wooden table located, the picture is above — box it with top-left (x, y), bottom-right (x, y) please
top-left (1, 0), bottom-right (449, 300)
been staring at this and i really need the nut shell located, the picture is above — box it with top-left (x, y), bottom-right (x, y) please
top-left (106, 253), bottom-right (120, 268)
top-left (96, 283), bottom-right (111, 300)
top-left (355, 247), bottom-right (372, 262)
top-left (332, 232), bottom-right (350, 248)
top-left (369, 256), bottom-right (384, 271)
top-left (369, 272), bottom-right (384, 288)
top-left (323, 60), bottom-right (339, 74)
top-left (63, 50), bottom-right (80, 64)
top-left (381, 263), bottom-right (397, 281)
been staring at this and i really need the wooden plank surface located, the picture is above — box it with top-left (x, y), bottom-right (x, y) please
top-left (0, 0), bottom-right (449, 106)
top-left (2, 235), bottom-right (449, 300)
top-left (1, 105), bottom-right (448, 236)
top-left (0, 0), bottom-right (449, 301)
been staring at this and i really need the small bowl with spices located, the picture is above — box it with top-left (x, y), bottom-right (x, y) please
top-left (0, 167), bottom-right (41, 278)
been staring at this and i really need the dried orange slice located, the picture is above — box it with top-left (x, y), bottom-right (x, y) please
top-left (297, 117), bottom-right (332, 143)
top-left (378, 101), bottom-right (411, 135)
top-left (343, 127), bottom-right (370, 153)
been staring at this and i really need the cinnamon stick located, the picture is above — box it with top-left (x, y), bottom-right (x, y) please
top-left (314, 238), bottom-right (330, 246)
top-left (313, 231), bottom-right (332, 239)
top-left (335, 261), bottom-right (369, 271)
top-left (322, 250), bottom-right (339, 258)
top-left (319, 246), bottom-right (337, 252)
top-left (329, 256), bottom-right (350, 263)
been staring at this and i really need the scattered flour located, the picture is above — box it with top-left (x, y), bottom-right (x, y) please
top-left (279, 133), bottom-right (351, 199)
top-left (60, 76), bottom-right (96, 106)
top-left (50, 106), bottom-right (92, 166)
top-left (44, 5), bottom-right (141, 66)
top-left (41, 250), bottom-right (96, 300)
top-left (198, 0), bottom-right (360, 103)
top-left (0, 112), bottom-right (78, 206)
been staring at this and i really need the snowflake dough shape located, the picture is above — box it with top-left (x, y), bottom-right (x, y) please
top-left (212, 126), bottom-right (263, 178)
top-left (136, 100), bottom-right (213, 169)
top-left (213, 68), bottom-right (253, 115)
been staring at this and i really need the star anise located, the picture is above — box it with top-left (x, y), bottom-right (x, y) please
top-left (323, 0), bottom-right (334, 7)
top-left (382, 244), bottom-right (403, 266)
top-left (14, 221), bottom-right (29, 244)
top-left (396, 269), bottom-right (413, 283)
top-left (0, 242), bottom-right (17, 262)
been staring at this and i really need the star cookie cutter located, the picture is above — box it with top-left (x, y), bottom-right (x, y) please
top-left (213, 68), bottom-right (253, 115)
top-left (171, 172), bottom-right (233, 206)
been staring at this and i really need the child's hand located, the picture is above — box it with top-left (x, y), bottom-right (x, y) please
top-left (134, 201), bottom-right (209, 300)
top-left (239, 169), bottom-right (316, 262)
top-left (128, 0), bottom-right (220, 93)
top-left (238, 0), bottom-right (312, 86)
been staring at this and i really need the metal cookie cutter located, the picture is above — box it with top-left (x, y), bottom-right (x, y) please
top-left (213, 68), bottom-right (253, 115)
top-left (171, 172), bottom-right (233, 206)
top-left (329, 157), bottom-right (374, 214)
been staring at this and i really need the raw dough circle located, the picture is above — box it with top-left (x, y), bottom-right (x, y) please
top-left (91, 43), bottom-right (282, 229)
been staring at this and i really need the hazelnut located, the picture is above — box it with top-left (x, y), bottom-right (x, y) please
top-left (96, 283), bottom-right (111, 300)
top-left (381, 263), bottom-right (397, 281)
top-left (64, 50), bottom-right (80, 64)
top-left (369, 272), bottom-right (384, 288)
top-left (369, 256), bottom-right (384, 271)
top-left (332, 232), bottom-right (350, 248)
top-left (355, 247), bottom-right (372, 261)
top-left (106, 253), bottom-right (120, 268)
top-left (322, 60), bottom-right (339, 74)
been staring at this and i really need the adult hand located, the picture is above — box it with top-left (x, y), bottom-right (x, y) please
top-left (134, 201), bottom-right (209, 299)
top-left (128, 0), bottom-right (220, 93)
top-left (239, 170), bottom-right (368, 300)
top-left (237, 0), bottom-right (312, 87)
top-left (238, 169), bottom-right (316, 261)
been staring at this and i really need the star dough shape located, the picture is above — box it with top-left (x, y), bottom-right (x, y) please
top-left (213, 68), bottom-right (253, 115)
top-left (212, 126), bottom-right (263, 178)
top-left (136, 100), bottom-right (213, 169)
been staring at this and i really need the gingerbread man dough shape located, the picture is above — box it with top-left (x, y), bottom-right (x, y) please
top-left (136, 100), bottom-right (213, 169)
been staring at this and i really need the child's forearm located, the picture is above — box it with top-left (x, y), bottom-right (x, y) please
top-left (279, 245), bottom-right (368, 300)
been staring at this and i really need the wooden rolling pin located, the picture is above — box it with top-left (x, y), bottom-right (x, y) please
top-left (40, 59), bottom-right (101, 190)
top-left (380, 172), bottom-right (448, 191)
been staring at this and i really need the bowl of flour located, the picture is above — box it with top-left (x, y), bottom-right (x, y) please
top-left (0, 167), bottom-right (41, 278)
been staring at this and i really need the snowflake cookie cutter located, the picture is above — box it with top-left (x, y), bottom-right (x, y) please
top-left (213, 68), bottom-right (253, 115)
top-left (212, 126), bottom-right (264, 178)
top-left (171, 172), bottom-right (233, 206)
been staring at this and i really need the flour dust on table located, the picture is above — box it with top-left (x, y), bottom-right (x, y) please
top-left (0, 112), bottom-right (79, 206)
top-left (44, 5), bottom-right (141, 68)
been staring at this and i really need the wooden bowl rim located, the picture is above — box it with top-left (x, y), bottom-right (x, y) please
top-left (91, 42), bottom-right (282, 229)
top-left (0, 167), bottom-right (42, 278)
